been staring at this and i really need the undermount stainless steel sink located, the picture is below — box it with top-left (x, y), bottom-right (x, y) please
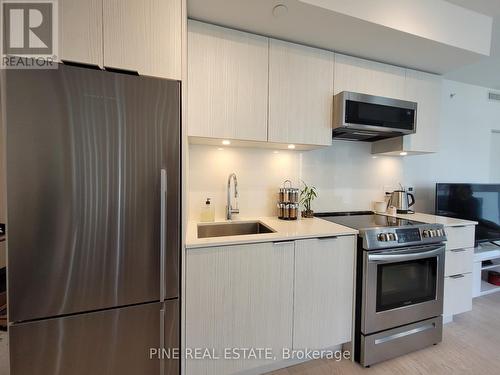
top-left (197, 221), bottom-right (276, 239)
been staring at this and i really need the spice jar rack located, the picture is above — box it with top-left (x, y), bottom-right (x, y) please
top-left (277, 180), bottom-right (299, 220)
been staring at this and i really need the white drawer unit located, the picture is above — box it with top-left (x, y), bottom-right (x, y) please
top-left (445, 225), bottom-right (475, 251)
top-left (443, 273), bottom-right (473, 317)
top-left (442, 224), bottom-right (475, 322)
top-left (445, 248), bottom-right (474, 277)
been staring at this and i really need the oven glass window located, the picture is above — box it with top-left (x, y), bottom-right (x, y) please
top-left (376, 257), bottom-right (437, 312)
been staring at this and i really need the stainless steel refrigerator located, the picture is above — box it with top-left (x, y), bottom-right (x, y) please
top-left (4, 63), bottom-right (180, 374)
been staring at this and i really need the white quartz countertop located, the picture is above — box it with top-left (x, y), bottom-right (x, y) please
top-left (186, 217), bottom-right (358, 249)
top-left (381, 212), bottom-right (478, 227)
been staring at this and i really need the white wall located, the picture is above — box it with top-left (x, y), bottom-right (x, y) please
top-left (403, 79), bottom-right (500, 213)
top-left (188, 145), bottom-right (300, 221)
top-left (300, 141), bottom-right (403, 212)
top-left (188, 79), bottom-right (500, 221)
top-left (188, 141), bottom-right (403, 220)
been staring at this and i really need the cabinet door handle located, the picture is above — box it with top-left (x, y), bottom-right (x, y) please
top-left (273, 241), bottom-right (294, 246)
top-left (450, 274), bottom-right (465, 279)
top-left (451, 248), bottom-right (467, 253)
top-left (318, 236), bottom-right (338, 241)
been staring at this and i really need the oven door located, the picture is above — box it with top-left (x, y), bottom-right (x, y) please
top-left (362, 244), bottom-right (445, 334)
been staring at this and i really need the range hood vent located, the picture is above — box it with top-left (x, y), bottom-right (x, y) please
top-left (332, 129), bottom-right (403, 142)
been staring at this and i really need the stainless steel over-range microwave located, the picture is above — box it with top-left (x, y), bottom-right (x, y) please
top-left (333, 91), bottom-right (418, 142)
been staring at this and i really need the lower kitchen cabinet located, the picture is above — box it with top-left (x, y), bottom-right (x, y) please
top-left (442, 225), bottom-right (475, 321)
top-left (293, 236), bottom-right (356, 350)
top-left (444, 273), bottom-right (473, 317)
top-left (185, 242), bottom-right (294, 375)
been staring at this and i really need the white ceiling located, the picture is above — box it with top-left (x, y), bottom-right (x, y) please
top-left (188, 0), bottom-right (500, 89)
top-left (444, 0), bottom-right (500, 89)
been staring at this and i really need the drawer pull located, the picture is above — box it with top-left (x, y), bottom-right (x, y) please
top-left (451, 248), bottom-right (468, 253)
top-left (318, 236), bottom-right (338, 241)
top-left (450, 274), bottom-right (465, 279)
top-left (273, 241), bottom-right (294, 246)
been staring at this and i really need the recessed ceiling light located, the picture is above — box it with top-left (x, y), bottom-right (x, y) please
top-left (372, 156), bottom-right (378, 159)
top-left (217, 148), bottom-right (224, 151)
top-left (272, 4), bottom-right (288, 18)
top-left (222, 140), bottom-right (231, 145)
top-left (273, 150), bottom-right (279, 154)
top-left (287, 144), bottom-right (296, 149)
top-left (400, 152), bottom-right (408, 156)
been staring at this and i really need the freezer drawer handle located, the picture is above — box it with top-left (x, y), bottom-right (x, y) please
top-left (160, 308), bottom-right (166, 375)
top-left (160, 169), bottom-right (167, 301)
top-left (374, 322), bottom-right (436, 345)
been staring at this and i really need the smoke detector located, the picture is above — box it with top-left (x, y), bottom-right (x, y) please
top-left (273, 4), bottom-right (288, 18)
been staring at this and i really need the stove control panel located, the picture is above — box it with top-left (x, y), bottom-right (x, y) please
top-left (363, 224), bottom-right (446, 250)
top-left (422, 229), bottom-right (445, 238)
top-left (396, 228), bottom-right (422, 243)
top-left (377, 233), bottom-right (398, 242)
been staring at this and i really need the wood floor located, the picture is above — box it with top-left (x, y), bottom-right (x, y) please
top-left (267, 293), bottom-right (500, 375)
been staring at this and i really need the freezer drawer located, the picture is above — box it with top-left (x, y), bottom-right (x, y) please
top-left (360, 316), bottom-right (442, 367)
top-left (163, 299), bottom-right (180, 375)
top-left (9, 302), bottom-right (172, 375)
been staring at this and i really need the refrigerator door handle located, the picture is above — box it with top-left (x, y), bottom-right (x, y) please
top-left (160, 169), bottom-right (167, 302)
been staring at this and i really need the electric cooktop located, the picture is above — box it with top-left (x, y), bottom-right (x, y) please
top-left (315, 211), bottom-right (446, 250)
top-left (315, 211), bottom-right (422, 229)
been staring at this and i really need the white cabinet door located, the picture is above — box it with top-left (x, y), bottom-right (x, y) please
top-left (402, 70), bottom-right (442, 153)
top-left (445, 248), bottom-right (474, 277)
top-left (445, 225), bottom-right (475, 251)
top-left (293, 236), bottom-right (356, 350)
top-left (103, 0), bottom-right (181, 79)
top-left (268, 39), bottom-right (334, 146)
top-left (59, 0), bottom-right (103, 66)
top-left (334, 54), bottom-right (406, 99)
top-left (443, 273), bottom-right (473, 317)
top-left (187, 21), bottom-right (269, 142)
top-left (186, 242), bottom-right (294, 375)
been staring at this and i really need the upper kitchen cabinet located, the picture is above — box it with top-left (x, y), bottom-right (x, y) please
top-left (187, 21), bottom-right (269, 142)
top-left (334, 54), bottom-right (406, 99)
top-left (372, 70), bottom-right (442, 155)
top-left (268, 40), bottom-right (334, 146)
top-left (58, 0), bottom-right (181, 79)
top-left (59, 0), bottom-right (103, 67)
top-left (103, 0), bottom-right (181, 79)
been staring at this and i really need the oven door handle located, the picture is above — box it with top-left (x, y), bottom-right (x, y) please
top-left (368, 247), bottom-right (444, 263)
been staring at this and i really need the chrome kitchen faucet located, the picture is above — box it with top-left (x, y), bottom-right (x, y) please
top-left (226, 173), bottom-right (239, 220)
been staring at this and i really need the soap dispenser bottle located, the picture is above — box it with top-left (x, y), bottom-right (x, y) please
top-left (200, 198), bottom-right (215, 222)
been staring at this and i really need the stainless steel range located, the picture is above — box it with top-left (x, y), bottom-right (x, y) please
top-left (317, 212), bottom-right (446, 367)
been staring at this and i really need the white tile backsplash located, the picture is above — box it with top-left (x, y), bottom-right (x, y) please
top-left (188, 141), bottom-right (403, 220)
top-left (188, 145), bottom-right (300, 221)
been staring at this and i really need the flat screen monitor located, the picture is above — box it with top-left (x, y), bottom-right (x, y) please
top-left (435, 183), bottom-right (500, 244)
